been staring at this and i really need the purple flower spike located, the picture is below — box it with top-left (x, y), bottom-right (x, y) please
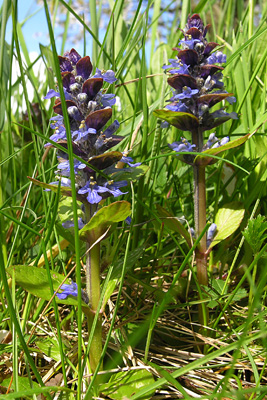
top-left (44, 48), bottom-right (137, 207)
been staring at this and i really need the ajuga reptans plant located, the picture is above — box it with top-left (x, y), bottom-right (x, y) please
top-left (155, 14), bottom-right (248, 325)
top-left (31, 48), bottom-right (139, 377)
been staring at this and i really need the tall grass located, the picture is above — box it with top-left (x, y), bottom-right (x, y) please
top-left (1, 0), bottom-right (267, 398)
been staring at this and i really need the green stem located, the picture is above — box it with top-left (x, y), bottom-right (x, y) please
top-left (84, 204), bottom-right (103, 379)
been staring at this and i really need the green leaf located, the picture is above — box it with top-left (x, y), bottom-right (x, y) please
top-left (156, 205), bottom-right (191, 247)
top-left (205, 279), bottom-right (247, 308)
top-left (79, 201), bottom-right (131, 242)
top-left (0, 376), bottom-right (40, 392)
top-left (111, 164), bottom-right (149, 182)
top-left (194, 134), bottom-right (250, 166)
top-left (100, 369), bottom-right (155, 400)
top-left (210, 202), bottom-right (245, 248)
top-left (153, 109), bottom-right (199, 131)
top-left (6, 265), bottom-right (89, 307)
top-left (35, 337), bottom-right (62, 362)
top-left (243, 215), bottom-right (267, 254)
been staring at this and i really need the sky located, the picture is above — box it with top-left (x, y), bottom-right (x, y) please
top-left (3, 0), bottom-right (49, 53)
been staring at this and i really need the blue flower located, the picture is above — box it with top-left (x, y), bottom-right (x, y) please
top-left (56, 281), bottom-right (78, 300)
top-left (55, 281), bottom-right (89, 304)
top-left (172, 86), bottom-right (199, 100)
top-left (163, 59), bottom-right (189, 75)
top-left (211, 109), bottom-right (238, 120)
top-left (169, 138), bottom-right (196, 153)
top-left (166, 102), bottom-right (189, 112)
top-left (125, 216), bottom-right (132, 225)
top-left (100, 93), bottom-right (116, 107)
top-left (212, 136), bottom-right (229, 148)
top-left (44, 87), bottom-right (72, 101)
top-left (62, 218), bottom-right (85, 230)
top-left (121, 153), bottom-right (141, 167)
top-left (93, 68), bottom-right (117, 84)
top-left (78, 178), bottom-right (110, 204)
top-left (206, 51), bottom-right (226, 64)
top-left (205, 133), bottom-right (218, 149)
top-left (57, 159), bottom-right (86, 176)
top-left (103, 180), bottom-right (128, 197)
top-left (72, 126), bottom-right (97, 142)
top-left (179, 38), bottom-right (200, 50)
top-left (207, 223), bottom-right (217, 248)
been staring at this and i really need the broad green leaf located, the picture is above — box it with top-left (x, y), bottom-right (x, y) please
top-left (0, 376), bottom-right (40, 392)
top-left (6, 265), bottom-right (89, 307)
top-left (194, 134), bottom-right (250, 166)
top-left (210, 202), bottom-right (245, 248)
top-left (153, 109), bottom-right (199, 131)
top-left (205, 279), bottom-right (247, 308)
top-left (79, 201), bottom-right (131, 242)
top-left (156, 205), bottom-right (191, 247)
top-left (100, 369), bottom-right (155, 400)
top-left (35, 337), bottom-right (62, 362)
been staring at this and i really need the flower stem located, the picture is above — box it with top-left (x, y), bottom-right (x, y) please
top-left (192, 129), bottom-right (209, 332)
top-left (84, 204), bottom-right (103, 379)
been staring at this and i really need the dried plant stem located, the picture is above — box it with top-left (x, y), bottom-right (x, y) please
top-left (84, 204), bottom-right (103, 379)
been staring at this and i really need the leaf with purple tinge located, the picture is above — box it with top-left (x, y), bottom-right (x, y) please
top-left (88, 151), bottom-right (122, 170)
top-left (85, 108), bottom-right (112, 131)
top-left (186, 27), bottom-right (202, 38)
top-left (76, 56), bottom-right (92, 79)
top-left (61, 72), bottom-right (75, 90)
top-left (28, 177), bottom-right (85, 202)
top-left (204, 42), bottom-right (220, 55)
top-left (177, 49), bottom-right (198, 65)
top-left (194, 133), bottom-right (250, 166)
top-left (53, 100), bottom-right (77, 116)
top-left (51, 140), bottom-right (87, 158)
top-left (82, 78), bottom-right (103, 100)
top-left (79, 201), bottom-right (131, 242)
top-left (200, 64), bottom-right (224, 79)
top-left (197, 93), bottom-right (234, 108)
top-left (58, 56), bottom-right (72, 72)
top-left (154, 109), bottom-right (199, 131)
top-left (167, 74), bottom-right (198, 91)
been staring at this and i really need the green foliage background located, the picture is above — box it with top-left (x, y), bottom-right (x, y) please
top-left (1, 0), bottom-right (267, 398)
